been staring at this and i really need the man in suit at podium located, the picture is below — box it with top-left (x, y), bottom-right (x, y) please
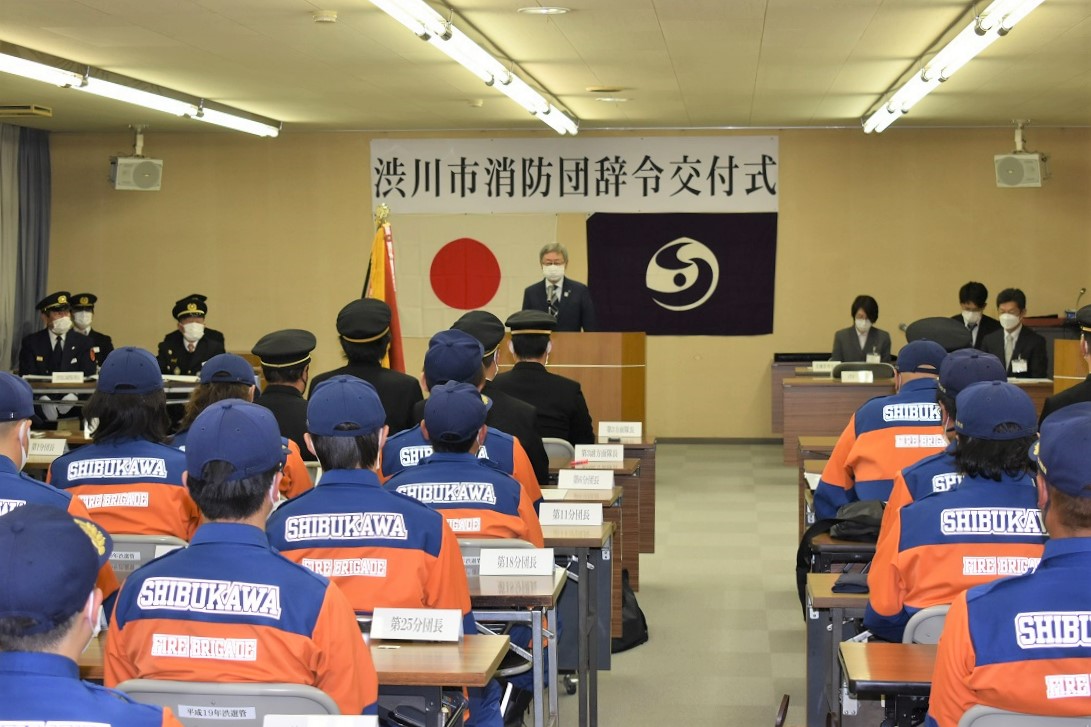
top-left (1040, 305), bottom-right (1091, 424)
top-left (980, 287), bottom-right (1048, 379)
top-left (949, 281), bottom-right (1001, 350)
top-left (521, 242), bottom-right (596, 332)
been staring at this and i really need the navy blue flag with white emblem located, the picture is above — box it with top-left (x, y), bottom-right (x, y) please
top-left (586, 213), bottom-right (777, 336)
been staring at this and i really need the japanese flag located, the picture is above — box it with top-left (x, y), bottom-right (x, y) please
top-left (392, 214), bottom-right (559, 337)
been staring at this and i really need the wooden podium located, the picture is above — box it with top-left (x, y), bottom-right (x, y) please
top-left (498, 332), bottom-right (647, 425)
top-left (1054, 339), bottom-right (1086, 395)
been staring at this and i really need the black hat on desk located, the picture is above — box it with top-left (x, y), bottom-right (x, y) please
top-left (71, 293), bottom-right (98, 311)
top-left (172, 294), bottom-right (208, 320)
top-left (36, 291), bottom-right (72, 313)
top-left (336, 299), bottom-right (391, 342)
top-left (905, 317), bottom-right (972, 352)
top-left (505, 310), bottom-right (557, 335)
top-left (451, 311), bottom-right (505, 357)
top-left (252, 329), bottom-right (318, 369)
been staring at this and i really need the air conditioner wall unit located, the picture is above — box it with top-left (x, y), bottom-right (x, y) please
top-left (994, 153), bottom-right (1047, 188)
top-left (109, 156), bottom-right (163, 191)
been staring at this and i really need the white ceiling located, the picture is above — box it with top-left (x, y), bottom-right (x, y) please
top-left (0, 0), bottom-right (1089, 135)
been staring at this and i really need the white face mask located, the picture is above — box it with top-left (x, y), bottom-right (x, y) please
top-left (542, 264), bottom-right (565, 283)
top-left (961, 310), bottom-right (982, 326)
top-left (999, 313), bottom-right (1021, 331)
top-left (17, 421), bottom-right (30, 471)
top-left (82, 593), bottom-right (102, 653)
top-left (51, 316), bottom-right (73, 335)
top-left (854, 318), bottom-right (872, 334)
top-left (73, 311), bottom-right (93, 330)
top-left (182, 322), bottom-right (206, 343)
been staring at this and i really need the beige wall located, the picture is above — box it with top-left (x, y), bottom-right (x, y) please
top-left (47, 128), bottom-right (1091, 438)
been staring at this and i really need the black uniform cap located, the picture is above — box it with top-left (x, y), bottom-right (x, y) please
top-left (505, 309), bottom-right (557, 335)
top-left (36, 291), bottom-right (72, 312)
top-left (1077, 304), bottom-right (1091, 334)
top-left (71, 293), bottom-right (98, 311)
top-left (251, 329), bottom-right (317, 368)
top-left (451, 311), bottom-right (505, 357)
top-left (337, 299), bottom-right (391, 343)
top-left (173, 294), bottom-right (208, 320)
top-left (905, 317), bottom-right (972, 353)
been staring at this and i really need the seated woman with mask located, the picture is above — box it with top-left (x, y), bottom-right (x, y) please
top-left (831, 294), bottom-right (892, 363)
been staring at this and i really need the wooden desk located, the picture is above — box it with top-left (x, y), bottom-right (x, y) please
top-left (470, 567), bottom-right (567, 727)
top-left (839, 642), bottom-right (934, 727)
top-left (805, 573), bottom-right (869, 727)
top-left (79, 632), bottom-right (508, 688)
top-left (783, 378), bottom-right (893, 465)
top-left (541, 486), bottom-right (623, 505)
top-left (542, 523), bottom-right (613, 727)
top-left (810, 533), bottom-right (876, 573)
top-left (839, 642), bottom-right (934, 697)
top-left (771, 358), bottom-right (831, 434)
top-left (623, 442), bottom-right (656, 556)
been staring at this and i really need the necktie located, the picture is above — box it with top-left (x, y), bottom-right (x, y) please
top-left (52, 335), bottom-right (63, 370)
top-left (547, 284), bottom-right (558, 318)
top-left (1004, 333), bottom-right (1014, 368)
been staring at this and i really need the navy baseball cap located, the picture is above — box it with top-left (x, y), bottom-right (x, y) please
top-left (199, 353), bottom-right (256, 385)
top-left (0, 504), bottom-right (112, 635)
top-left (0, 372), bottom-right (34, 421)
top-left (308, 375), bottom-right (386, 436)
top-left (423, 381), bottom-right (492, 444)
top-left (938, 350), bottom-right (1007, 398)
top-left (895, 339), bottom-right (947, 374)
top-left (185, 399), bottom-right (288, 481)
top-left (98, 347), bottom-right (163, 394)
top-left (425, 330), bottom-right (484, 386)
top-left (953, 381), bottom-right (1037, 440)
top-left (1032, 403), bottom-right (1091, 497)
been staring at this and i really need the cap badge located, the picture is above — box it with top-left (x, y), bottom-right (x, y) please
top-left (57, 295), bottom-right (67, 304)
top-left (75, 518), bottom-right (107, 556)
top-left (79, 296), bottom-right (89, 305)
top-left (187, 302), bottom-right (198, 311)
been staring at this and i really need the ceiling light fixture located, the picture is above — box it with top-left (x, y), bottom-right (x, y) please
top-left (0, 43), bottom-right (281, 137)
top-left (516, 6), bottom-right (571, 15)
top-left (862, 0), bottom-right (1045, 134)
top-left (368, 0), bottom-right (578, 134)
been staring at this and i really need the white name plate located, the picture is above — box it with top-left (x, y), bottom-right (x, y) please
top-left (812, 360), bottom-right (840, 373)
top-left (28, 438), bottom-right (67, 458)
top-left (597, 421), bottom-right (642, 443)
top-left (266, 717), bottom-right (379, 727)
top-left (370, 607), bottom-right (462, 642)
top-left (479, 548), bottom-right (554, 576)
top-left (539, 503), bottom-right (604, 526)
top-left (557, 469), bottom-right (614, 490)
top-left (154, 543), bottom-right (184, 558)
top-left (51, 371), bottom-right (84, 384)
top-left (841, 370), bottom-right (874, 383)
top-left (575, 444), bottom-right (624, 462)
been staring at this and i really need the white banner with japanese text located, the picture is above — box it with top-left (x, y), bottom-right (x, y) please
top-left (370, 136), bottom-right (778, 213)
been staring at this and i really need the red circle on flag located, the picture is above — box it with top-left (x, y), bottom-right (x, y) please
top-left (430, 238), bottom-right (502, 309)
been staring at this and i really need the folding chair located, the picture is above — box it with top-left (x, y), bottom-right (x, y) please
top-left (902, 604), bottom-right (950, 644)
top-left (958, 705), bottom-right (1091, 726)
top-left (116, 680), bottom-right (338, 726)
top-left (108, 535), bottom-right (187, 581)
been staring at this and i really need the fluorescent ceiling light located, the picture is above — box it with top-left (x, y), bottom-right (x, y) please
top-left (369, 0), bottom-right (578, 134)
top-left (862, 0), bottom-right (1045, 134)
top-left (516, 6), bottom-right (571, 14)
top-left (0, 42), bottom-right (281, 137)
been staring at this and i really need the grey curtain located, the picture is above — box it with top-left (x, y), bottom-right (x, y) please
top-left (15, 127), bottom-right (51, 370)
top-left (0, 125), bottom-right (18, 371)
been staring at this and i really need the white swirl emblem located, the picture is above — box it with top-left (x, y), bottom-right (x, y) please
top-left (645, 238), bottom-right (720, 312)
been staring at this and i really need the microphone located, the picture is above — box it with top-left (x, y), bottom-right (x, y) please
top-left (898, 322), bottom-right (908, 332)
top-left (1077, 288), bottom-right (1087, 309)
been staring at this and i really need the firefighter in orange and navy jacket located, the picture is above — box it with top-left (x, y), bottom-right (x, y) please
top-left (0, 373), bottom-right (119, 607)
top-left (381, 329), bottom-right (543, 509)
top-left (105, 399), bottom-right (377, 716)
top-left (814, 339), bottom-right (949, 519)
top-left (385, 381), bottom-right (544, 547)
top-left (0, 504), bottom-right (183, 726)
top-left (267, 375), bottom-right (503, 727)
top-left (881, 350), bottom-right (1007, 531)
top-left (927, 403), bottom-right (1091, 726)
top-left (48, 347), bottom-right (200, 541)
top-left (866, 381), bottom-right (1046, 642)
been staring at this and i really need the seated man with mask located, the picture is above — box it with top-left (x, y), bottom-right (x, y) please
top-left (156, 294), bottom-right (226, 377)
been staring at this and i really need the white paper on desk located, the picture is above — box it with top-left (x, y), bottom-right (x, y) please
top-left (1010, 377), bottom-right (1053, 384)
top-left (540, 489), bottom-right (568, 501)
top-left (371, 607), bottom-right (462, 642)
top-left (597, 421), bottom-right (642, 443)
top-left (539, 502), bottom-right (603, 526)
top-left (51, 371), bottom-right (84, 384)
top-left (812, 360), bottom-right (840, 373)
top-left (27, 438), bottom-right (67, 458)
top-left (265, 717), bottom-right (379, 727)
top-left (804, 472), bottom-right (821, 491)
top-left (162, 374), bottom-right (200, 383)
top-left (480, 548), bottom-right (554, 576)
top-left (575, 443), bottom-right (624, 462)
top-left (557, 469), bottom-right (613, 490)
